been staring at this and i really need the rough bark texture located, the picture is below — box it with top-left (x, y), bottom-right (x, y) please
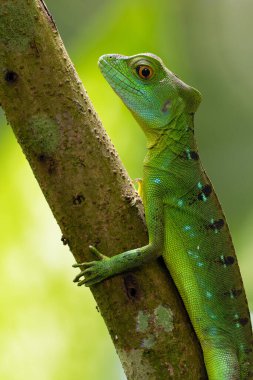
top-left (0, 1), bottom-right (207, 379)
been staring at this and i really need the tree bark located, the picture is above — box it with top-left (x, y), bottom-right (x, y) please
top-left (0, 1), bottom-right (207, 378)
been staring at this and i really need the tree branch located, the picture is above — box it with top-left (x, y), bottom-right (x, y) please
top-left (0, 0), bottom-right (207, 378)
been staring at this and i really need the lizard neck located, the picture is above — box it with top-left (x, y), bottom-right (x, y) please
top-left (144, 112), bottom-right (197, 170)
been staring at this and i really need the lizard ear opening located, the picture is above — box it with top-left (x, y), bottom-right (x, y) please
top-left (177, 82), bottom-right (202, 114)
top-left (161, 99), bottom-right (172, 114)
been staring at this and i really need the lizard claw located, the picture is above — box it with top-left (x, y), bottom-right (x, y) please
top-left (89, 245), bottom-right (109, 260)
top-left (73, 246), bottom-right (110, 287)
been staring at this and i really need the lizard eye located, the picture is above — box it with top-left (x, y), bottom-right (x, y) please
top-left (136, 65), bottom-right (154, 80)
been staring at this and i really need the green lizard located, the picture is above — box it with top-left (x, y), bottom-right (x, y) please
top-left (73, 53), bottom-right (253, 379)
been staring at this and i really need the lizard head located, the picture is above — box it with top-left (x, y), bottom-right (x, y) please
top-left (98, 53), bottom-right (202, 134)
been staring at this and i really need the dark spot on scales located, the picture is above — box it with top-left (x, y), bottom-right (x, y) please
top-left (182, 149), bottom-right (199, 161)
top-left (162, 99), bottom-right (171, 113)
top-left (188, 183), bottom-right (212, 205)
top-left (234, 317), bottom-right (249, 326)
top-left (189, 151), bottom-right (199, 160)
top-left (244, 347), bottom-right (253, 354)
top-left (123, 274), bottom-right (140, 300)
top-left (223, 288), bottom-right (242, 298)
top-left (216, 255), bottom-right (235, 266)
top-left (186, 126), bottom-right (194, 134)
top-left (198, 184), bottom-right (212, 201)
top-left (203, 184), bottom-right (212, 197)
top-left (208, 218), bottom-right (224, 231)
top-left (5, 70), bottom-right (18, 83)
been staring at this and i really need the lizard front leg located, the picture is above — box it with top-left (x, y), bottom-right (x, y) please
top-left (73, 194), bottom-right (164, 287)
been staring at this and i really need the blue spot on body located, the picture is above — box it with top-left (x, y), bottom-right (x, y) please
top-left (197, 182), bottom-right (203, 190)
top-left (239, 343), bottom-right (246, 351)
top-left (205, 305), bottom-right (217, 320)
top-left (188, 250), bottom-right (199, 259)
top-left (183, 225), bottom-right (196, 238)
top-left (234, 314), bottom-right (241, 328)
top-left (206, 291), bottom-right (212, 299)
top-left (209, 327), bottom-right (218, 336)
top-left (210, 218), bottom-right (219, 233)
top-left (154, 178), bottom-right (161, 184)
top-left (220, 255), bottom-right (226, 267)
top-left (197, 261), bottom-right (204, 267)
top-left (186, 148), bottom-right (191, 160)
top-left (177, 199), bottom-right (184, 207)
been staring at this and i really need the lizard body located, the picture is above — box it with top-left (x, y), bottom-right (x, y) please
top-left (74, 53), bottom-right (253, 379)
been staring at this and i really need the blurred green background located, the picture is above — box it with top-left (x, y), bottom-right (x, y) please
top-left (1, 0), bottom-right (253, 379)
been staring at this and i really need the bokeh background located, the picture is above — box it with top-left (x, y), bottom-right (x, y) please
top-left (1, 1), bottom-right (253, 379)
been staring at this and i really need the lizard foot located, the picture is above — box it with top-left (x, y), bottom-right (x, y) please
top-left (73, 246), bottom-right (110, 287)
top-left (135, 177), bottom-right (143, 200)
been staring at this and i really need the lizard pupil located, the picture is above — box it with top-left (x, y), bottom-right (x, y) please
top-left (136, 65), bottom-right (153, 79)
top-left (141, 68), bottom-right (150, 77)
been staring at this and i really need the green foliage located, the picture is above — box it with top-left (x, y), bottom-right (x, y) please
top-left (0, 0), bottom-right (253, 379)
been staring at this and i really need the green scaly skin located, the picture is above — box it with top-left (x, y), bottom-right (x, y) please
top-left (73, 53), bottom-right (253, 379)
